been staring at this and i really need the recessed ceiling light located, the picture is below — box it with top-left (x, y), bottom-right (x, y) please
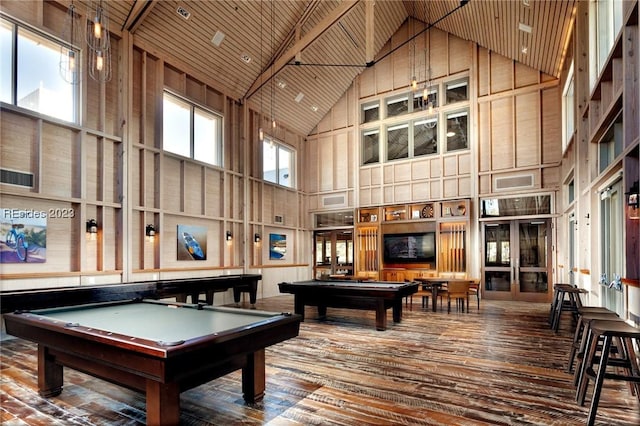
top-left (277, 81), bottom-right (287, 89)
top-left (211, 30), bottom-right (225, 46)
top-left (176, 6), bottom-right (191, 20)
top-left (311, 105), bottom-right (318, 112)
top-left (294, 92), bottom-right (304, 103)
top-left (240, 53), bottom-right (251, 63)
top-left (518, 22), bottom-right (532, 33)
top-left (523, 0), bottom-right (530, 6)
top-left (521, 46), bottom-right (528, 54)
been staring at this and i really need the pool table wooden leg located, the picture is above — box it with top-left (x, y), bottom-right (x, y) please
top-left (293, 295), bottom-right (306, 320)
top-left (242, 349), bottom-right (266, 402)
top-left (37, 345), bottom-right (63, 397)
top-left (375, 299), bottom-right (387, 331)
top-left (392, 300), bottom-right (402, 323)
top-left (146, 380), bottom-right (180, 425)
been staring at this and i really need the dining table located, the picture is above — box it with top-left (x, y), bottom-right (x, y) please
top-left (413, 277), bottom-right (479, 312)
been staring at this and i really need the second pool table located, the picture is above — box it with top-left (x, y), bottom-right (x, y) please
top-left (3, 299), bottom-right (301, 425)
top-left (278, 279), bottom-right (418, 330)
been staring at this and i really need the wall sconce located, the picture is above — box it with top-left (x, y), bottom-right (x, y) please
top-left (254, 233), bottom-right (261, 244)
top-left (86, 218), bottom-right (98, 240)
top-left (145, 224), bottom-right (156, 241)
top-left (226, 230), bottom-right (233, 242)
top-left (627, 180), bottom-right (639, 220)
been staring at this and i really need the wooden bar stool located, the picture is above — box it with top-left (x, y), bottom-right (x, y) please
top-left (575, 319), bottom-right (640, 426)
top-left (549, 283), bottom-right (573, 325)
top-left (550, 284), bottom-right (587, 333)
top-left (567, 309), bottom-right (620, 376)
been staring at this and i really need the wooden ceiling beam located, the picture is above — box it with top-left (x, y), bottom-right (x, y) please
top-left (122, 0), bottom-right (157, 34)
top-left (245, 0), bottom-right (360, 100)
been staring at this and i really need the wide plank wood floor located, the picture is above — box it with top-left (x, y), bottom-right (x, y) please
top-left (1, 296), bottom-right (639, 425)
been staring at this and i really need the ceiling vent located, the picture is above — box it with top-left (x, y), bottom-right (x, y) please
top-left (176, 6), bottom-right (190, 20)
top-left (240, 53), bottom-right (251, 63)
top-left (274, 215), bottom-right (284, 224)
top-left (294, 92), bottom-right (304, 103)
top-left (518, 22), bottom-right (532, 33)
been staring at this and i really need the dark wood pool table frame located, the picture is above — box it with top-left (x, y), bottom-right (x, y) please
top-left (3, 299), bottom-right (301, 425)
top-left (278, 280), bottom-right (418, 330)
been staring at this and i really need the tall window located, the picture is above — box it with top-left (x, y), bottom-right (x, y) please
top-left (590, 0), bottom-right (624, 88)
top-left (263, 138), bottom-right (295, 188)
top-left (562, 64), bottom-right (575, 153)
top-left (446, 110), bottom-right (469, 152)
top-left (1, 17), bottom-right (78, 123)
top-left (362, 129), bottom-right (380, 165)
top-left (162, 92), bottom-right (223, 167)
top-left (386, 123), bottom-right (409, 161)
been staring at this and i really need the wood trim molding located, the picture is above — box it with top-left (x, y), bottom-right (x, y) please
top-left (621, 278), bottom-right (640, 289)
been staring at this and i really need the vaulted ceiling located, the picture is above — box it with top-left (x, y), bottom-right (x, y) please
top-left (65, 0), bottom-right (576, 136)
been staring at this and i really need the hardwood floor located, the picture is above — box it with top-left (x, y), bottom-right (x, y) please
top-left (1, 296), bottom-right (638, 425)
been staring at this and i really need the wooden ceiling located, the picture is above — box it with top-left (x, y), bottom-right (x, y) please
top-left (62, 0), bottom-right (576, 136)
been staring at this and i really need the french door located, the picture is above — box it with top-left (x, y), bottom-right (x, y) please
top-left (313, 230), bottom-right (354, 279)
top-left (482, 219), bottom-right (552, 302)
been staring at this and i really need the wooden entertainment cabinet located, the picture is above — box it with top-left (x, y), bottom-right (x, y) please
top-left (355, 200), bottom-right (470, 281)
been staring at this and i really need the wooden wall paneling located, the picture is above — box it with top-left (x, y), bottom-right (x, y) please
top-left (515, 62), bottom-right (540, 88)
top-left (542, 166), bottom-right (560, 189)
top-left (102, 207), bottom-right (119, 271)
top-left (515, 92), bottom-right (540, 167)
top-left (1, 112), bottom-right (37, 178)
top-left (263, 185), bottom-right (274, 224)
top-left (375, 49), bottom-right (393, 93)
top-left (393, 162), bottom-right (411, 183)
top-left (443, 155), bottom-right (458, 177)
top-left (317, 111), bottom-right (333, 134)
top-left (104, 41), bottom-right (120, 136)
top-left (392, 27), bottom-right (410, 90)
top-left (85, 135), bottom-right (99, 202)
top-left (430, 180), bottom-right (441, 199)
top-left (146, 54), bottom-right (159, 149)
top-left (320, 136), bottom-right (334, 191)
top-left (164, 63), bottom-right (184, 94)
top-left (490, 98), bottom-right (515, 170)
top-left (448, 35), bottom-right (472, 75)
top-left (131, 49), bottom-right (143, 146)
top-left (541, 86), bottom-right (562, 165)
top-left (479, 175), bottom-right (491, 194)
top-left (370, 186), bottom-right (383, 205)
top-left (411, 178), bottom-right (429, 200)
top-left (478, 47), bottom-right (490, 97)
top-left (458, 176), bottom-right (471, 197)
top-left (429, 157), bottom-right (441, 178)
top-left (183, 162), bottom-right (202, 215)
top-left (41, 123), bottom-right (77, 198)
top-left (206, 86), bottom-right (225, 114)
top-left (162, 157), bottom-right (182, 211)
top-left (333, 96), bottom-right (349, 130)
top-left (204, 169), bottom-right (221, 218)
top-left (233, 174), bottom-right (244, 220)
top-left (411, 158), bottom-right (429, 180)
top-left (490, 53), bottom-right (514, 94)
top-left (383, 164), bottom-right (394, 184)
top-left (431, 29), bottom-right (448, 80)
top-left (360, 168), bottom-right (372, 187)
top-left (394, 184), bottom-right (411, 203)
top-left (131, 148), bottom-right (141, 206)
top-left (334, 133), bottom-right (349, 190)
top-left (458, 152), bottom-right (471, 175)
top-left (371, 165), bottom-right (383, 187)
top-left (286, 191), bottom-right (300, 228)
top-left (186, 76), bottom-right (205, 104)
top-left (383, 185), bottom-right (394, 204)
top-left (443, 177), bottom-right (459, 198)
top-left (359, 67), bottom-right (376, 98)
top-left (132, 211), bottom-right (141, 270)
top-left (623, 22), bottom-right (639, 148)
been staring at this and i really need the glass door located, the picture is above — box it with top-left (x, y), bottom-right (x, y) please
top-left (483, 220), bottom-right (551, 302)
top-left (314, 230), bottom-right (353, 279)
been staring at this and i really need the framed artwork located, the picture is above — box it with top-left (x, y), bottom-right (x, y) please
top-left (269, 233), bottom-right (286, 260)
top-left (177, 224), bottom-right (207, 260)
top-left (0, 208), bottom-right (47, 263)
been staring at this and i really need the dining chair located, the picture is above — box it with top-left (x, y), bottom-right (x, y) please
top-left (445, 280), bottom-right (470, 313)
top-left (468, 279), bottom-right (480, 309)
top-left (409, 280), bottom-right (432, 310)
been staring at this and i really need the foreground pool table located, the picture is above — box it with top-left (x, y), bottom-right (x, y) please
top-left (278, 280), bottom-right (418, 330)
top-left (3, 299), bottom-right (301, 425)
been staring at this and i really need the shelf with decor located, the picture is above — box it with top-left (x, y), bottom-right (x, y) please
top-left (440, 199), bottom-right (469, 219)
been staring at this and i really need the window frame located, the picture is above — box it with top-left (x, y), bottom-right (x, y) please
top-left (263, 137), bottom-right (296, 188)
top-left (561, 63), bottom-right (575, 153)
top-left (162, 90), bottom-right (224, 167)
top-left (445, 109), bottom-right (470, 152)
top-left (1, 16), bottom-right (80, 123)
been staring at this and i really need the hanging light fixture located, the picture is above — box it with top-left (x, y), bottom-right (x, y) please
top-left (423, 1), bottom-right (437, 128)
top-left (258, 0), bottom-right (265, 142)
top-left (270, 0), bottom-right (277, 133)
top-left (410, 2), bottom-right (417, 91)
top-left (59, 1), bottom-right (80, 85)
top-left (86, 0), bottom-right (112, 82)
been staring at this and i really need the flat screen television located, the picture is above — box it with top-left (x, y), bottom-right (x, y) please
top-left (383, 232), bottom-right (436, 264)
